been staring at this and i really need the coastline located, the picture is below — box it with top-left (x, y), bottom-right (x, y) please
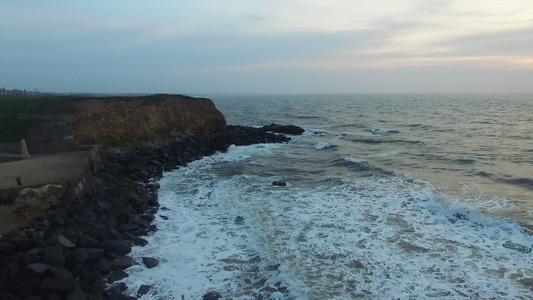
top-left (0, 125), bottom-right (303, 299)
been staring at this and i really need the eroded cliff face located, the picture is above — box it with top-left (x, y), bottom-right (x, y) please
top-left (71, 95), bottom-right (226, 144)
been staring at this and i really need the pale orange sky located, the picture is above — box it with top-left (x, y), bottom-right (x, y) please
top-left (1, 0), bottom-right (532, 93)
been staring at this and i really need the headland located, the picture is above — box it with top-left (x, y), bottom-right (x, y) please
top-left (0, 92), bottom-right (304, 299)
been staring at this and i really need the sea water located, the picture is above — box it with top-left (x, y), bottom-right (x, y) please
top-left (123, 94), bottom-right (533, 299)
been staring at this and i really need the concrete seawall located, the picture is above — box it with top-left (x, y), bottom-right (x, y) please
top-left (0, 145), bottom-right (103, 205)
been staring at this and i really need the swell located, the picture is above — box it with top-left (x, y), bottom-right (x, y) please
top-left (472, 171), bottom-right (533, 191)
top-left (349, 137), bottom-right (424, 145)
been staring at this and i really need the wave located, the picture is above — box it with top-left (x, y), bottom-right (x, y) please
top-left (500, 176), bottom-right (533, 191)
top-left (371, 128), bottom-right (399, 135)
top-left (314, 142), bottom-right (335, 150)
top-left (472, 171), bottom-right (533, 191)
top-left (350, 137), bottom-right (423, 145)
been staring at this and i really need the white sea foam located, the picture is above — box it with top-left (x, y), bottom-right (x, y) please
top-left (123, 144), bottom-right (533, 300)
top-left (314, 142), bottom-right (332, 150)
top-left (371, 128), bottom-right (392, 134)
top-left (344, 155), bottom-right (365, 164)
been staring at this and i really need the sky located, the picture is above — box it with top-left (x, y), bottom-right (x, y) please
top-left (0, 0), bottom-right (532, 94)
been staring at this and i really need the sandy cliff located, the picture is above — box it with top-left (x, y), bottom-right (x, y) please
top-left (71, 95), bottom-right (226, 144)
top-left (18, 94), bottom-right (226, 152)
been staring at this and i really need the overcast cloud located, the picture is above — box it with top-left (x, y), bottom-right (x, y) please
top-left (0, 0), bottom-right (531, 93)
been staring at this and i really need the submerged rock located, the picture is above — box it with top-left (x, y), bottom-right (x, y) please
top-left (203, 290), bottom-right (222, 300)
top-left (260, 123), bottom-right (305, 135)
top-left (503, 241), bottom-right (532, 253)
top-left (272, 180), bottom-right (287, 187)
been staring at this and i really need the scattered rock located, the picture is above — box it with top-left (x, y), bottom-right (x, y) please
top-left (107, 269), bottom-right (129, 284)
top-left (347, 260), bottom-right (366, 269)
top-left (503, 241), bottom-right (532, 253)
top-left (0, 123), bottom-right (302, 299)
top-left (137, 284), bottom-right (152, 297)
top-left (142, 257), bottom-right (160, 268)
top-left (272, 180), bottom-right (287, 186)
top-left (203, 290), bottom-right (222, 300)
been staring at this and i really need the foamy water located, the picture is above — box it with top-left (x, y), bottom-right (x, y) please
top-left (124, 143), bottom-right (533, 299)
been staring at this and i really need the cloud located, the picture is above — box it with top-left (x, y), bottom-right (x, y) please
top-left (1, 0), bottom-right (532, 93)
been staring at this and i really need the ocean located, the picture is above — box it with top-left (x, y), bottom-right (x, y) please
top-left (123, 94), bottom-right (533, 299)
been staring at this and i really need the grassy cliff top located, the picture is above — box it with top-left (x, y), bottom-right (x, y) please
top-left (0, 94), bottom-right (80, 142)
top-left (0, 94), bottom-right (203, 142)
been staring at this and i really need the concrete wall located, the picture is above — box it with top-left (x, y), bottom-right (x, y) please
top-left (0, 145), bottom-right (104, 205)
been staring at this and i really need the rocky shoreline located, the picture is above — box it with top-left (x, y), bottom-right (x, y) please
top-left (0, 124), bottom-right (304, 299)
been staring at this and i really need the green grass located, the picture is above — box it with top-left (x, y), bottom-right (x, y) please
top-left (0, 156), bottom-right (21, 163)
top-left (0, 94), bottom-right (78, 142)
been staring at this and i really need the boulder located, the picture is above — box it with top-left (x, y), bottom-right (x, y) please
top-left (203, 291), bottom-right (222, 300)
top-left (40, 278), bottom-right (76, 295)
top-left (12, 185), bottom-right (64, 219)
top-left (137, 285), bottom-right (152, 297)
top-left (107, 269), bottom-right (129, 284)
top-left (112, 256), bottom-right (134, 271)
top-left (142, 257), bottom-right (159, 268)
top-left (272, 180), bottom-right (287, 187)
top-left (260, 123), bottom-right (305, 135)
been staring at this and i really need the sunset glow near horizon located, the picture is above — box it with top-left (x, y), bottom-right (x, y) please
top-left (0, 0), bottom-right (532, 94)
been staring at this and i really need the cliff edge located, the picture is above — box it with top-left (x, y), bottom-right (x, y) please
top-left (72, 94), bottom-right (226, 144)
top-left (1, 94), bottom-right (227, 153)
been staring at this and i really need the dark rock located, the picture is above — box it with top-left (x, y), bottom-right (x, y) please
top-left (503, 241), bottom-right (531, 253)
top-left (107, 269), bottom-right (129, 284)
top-left (13, 278), bottom-right (40, 296)
top-left (13, 238), bottom-right (41, 251)
top-left (142, 257), bottom-right (159, 268)
top-left (27, 262), bottom-right (51, 274)
top-left (111, 240), bottom-right (133, 256)
top-left (66, 281), bottom-right (86, 300)
top-left (40, 278), bottom-right (75, 295)
top-left (347, 260), bottom-right (366, 269)
top-left (78, 235), bottom-right (99, 248)
top-left (90, 279), bottom-right (106, 296)
top-left (203, 290), bottom-right (222, 300)
top-left (79, 248), bottom-right (105, 261)
top-left (112, 256), bottom-right (134, 271)
top-left (42, 253), bottom-right (65, 267)
top-left (81, 211), bottom-right (98, 224)
top-left (90, 258), bottom-right (111, 274)
top-left (234, 216), bottom-right (244, 225)
top-left (0, 291), bottom-right (17, 300)
top-left (260, 123), bottom-right (305, 135)
top-left (272, 180), bottom-right (287, 186)
top-left (3, 261), bottom-right (20, 283)
top-left (116, 224), bottom-right (140, 233)
top-left (63, 259), bottom-right (84, 278)
top-left (133, 237), bottom-right (148, 247)
top-left (265, 264), bottom-right (280, 271)
top-left (44, 266), bottom-right (73, 279)
top-left (105, 282), bottom-right (128, 298)
top-left (22, 296), bottom-right (43, 300)
top-left (137, 285), bottom-right (152, 297)
top-left (47, 235), bottom-right (76, 248)
top-left (81, 270), bottom-right (101, 284)
top-left (140, 213), bottom-right (155, 222)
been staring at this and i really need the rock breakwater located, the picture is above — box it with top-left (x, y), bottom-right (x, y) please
top-left (0, 124), bottom-right (303, 299)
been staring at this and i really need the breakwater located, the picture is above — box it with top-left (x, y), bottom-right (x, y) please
top-left (0, 125), bottom-right (303, 299)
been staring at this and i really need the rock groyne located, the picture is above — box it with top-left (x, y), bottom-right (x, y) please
top-left (0, 124), bottom-right (303, 299)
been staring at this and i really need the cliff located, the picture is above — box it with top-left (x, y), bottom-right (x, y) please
top-left (71, 95), bottom-right (226, 144)
top-left (3, 94), bottom-right (227, 153)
